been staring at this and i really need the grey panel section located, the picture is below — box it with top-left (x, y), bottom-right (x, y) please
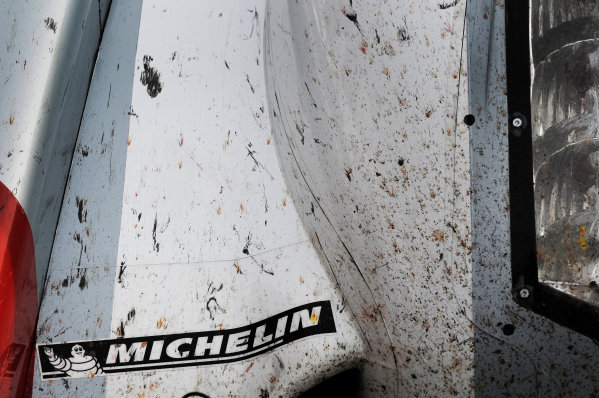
top-left (468, 1), bottom-right (599, 397)
top-left (0, 0), bottom-right (111, 301)
top-left (34, 0), bottom-right (143, 396)
top-left (34, 0), bottom-right (111, 302)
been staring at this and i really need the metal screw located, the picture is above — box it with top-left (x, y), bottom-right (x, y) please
top-left (519, 288), bottom-right (530, 299)
top-left (512, 118), bottom-right (523, 128)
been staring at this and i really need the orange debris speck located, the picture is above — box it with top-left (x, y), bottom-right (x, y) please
top-left (127, 138), bottom-right (131, 146)
top-left (432, 230), bottom-right (445, 242)
top-left (267, 137), bottom-right (271, 145)
top-left (179, 135), bottom-right (184, 146)
top-left (240, 203), bottom-right (244, 212)
top-left (578, 225), bottom-right (588, 250)
top-left (217, 206), bottom-right (222, 215)
top-left (9, 117), bottom-right (14, 125)
top-left (246, 362), bottom-right (254, 373)
top-left (178, 161), bottom-right (182, 169)
top-left (282, 198), bottom-right (287, 207)
top-left (299, 275), bottom-right (304, 284)
top-left (141, 342), bottom-right (148, 348)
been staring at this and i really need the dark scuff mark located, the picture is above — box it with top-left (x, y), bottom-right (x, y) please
top-left (375, 29), bottom-right (381, 44)
top-left (207, 282), bottom-right (223, 295)
top-left (62, 278), bottom-right (69, 287)
top-left (206, 297), bottom-right (225, 320)
top-left (397, 18), bottom-right (411, 42)
top-left (77, 243), bottom-right (84, 268)
top-left (107, 83), bottom-right (111, 108)
top-left (243, 7), bottom-right (259, 40)
top-left (224, 60), bottom-right (230, 69)
top-left (249, 255), bottom-right (274, 276)
top-left (342, 6), bottom-right (362, 34)
top-left (128, 107), bottom-right (138, 118)
top-left (304, 82), bottom-right (317, 108)
top-left (81, 146), bottom-right (89, 157)
top-left (345, 168), bottom-right (352, 181)
top-left (246, 74), bottom-right (255, 93)
top-left (159, 215), bottom-right (171, 233)
top-left (259, 388), bottom-right (269, 398)
top-left (117, 320), bottom-right (125, 338)
top-left (140, 55), bottom-right (162, 98)
top-left (398, 27), bottom-right (410, 42)
top-left (75, 196), bottom-right (87, 223)
top-left (62, 379), bottom-right (69, 390)
top-left (242, 234), bottom-right (252, 255)
top-left (118, 261), bottom-right (126, 285)
top-left (305, 202), bottom-right (315, 216)
top-left (171, 51), bottom-right (177, 60)
top-left (242, 234), bottom-right (274, 275)
top-left (439, 0), bottom-right (459, 9)
top-left (44, 17), bottom-right (57, 33)
top-left (295, 122), bottom-right (305, 145)
top-left (246, 146), bottom-right (274, 180)
top-left (127, 308), bottom-right (136, 321)
top-left (152, 214), bottom-right (160, 252)
top-left (262, 184), bottom-right (269, 213)
top-left (138, 213), bottom-right (142, 221)
top-left (78, 269), bottom-right (87, 290)
top-left (274, 354), bottom-right (284, 369)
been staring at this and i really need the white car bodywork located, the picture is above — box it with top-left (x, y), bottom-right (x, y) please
top-left (1, 0), bottom-right (599, 397)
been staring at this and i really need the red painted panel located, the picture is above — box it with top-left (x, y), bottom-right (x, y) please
top-left (0, 182), bottom-right (37, 397)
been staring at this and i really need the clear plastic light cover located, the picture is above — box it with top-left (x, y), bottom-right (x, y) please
top-left (532, 1), bottom-right (599, 304)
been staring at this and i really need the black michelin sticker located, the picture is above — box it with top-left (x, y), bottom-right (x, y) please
top-left (38, 301), bottom-right (335, 380)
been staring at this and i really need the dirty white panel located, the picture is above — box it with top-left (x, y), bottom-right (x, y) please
top-left (265, 0), bottom-right (473, 396)
top-left (0, 0), bottom-right (110, 299)
top-left (34, 0), bottom-right (143, 395)
top-left (104, 0), bottom-right (365, 396)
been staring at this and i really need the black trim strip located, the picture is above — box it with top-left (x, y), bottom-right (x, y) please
top-left (506, 0), bottom-right (537, 289)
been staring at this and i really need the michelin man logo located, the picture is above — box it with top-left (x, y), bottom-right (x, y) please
top-left (43, 345), bottom-right (103, 377)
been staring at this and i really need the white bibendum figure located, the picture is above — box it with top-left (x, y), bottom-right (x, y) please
top-left (43, 345), bottom-right (103, 377)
